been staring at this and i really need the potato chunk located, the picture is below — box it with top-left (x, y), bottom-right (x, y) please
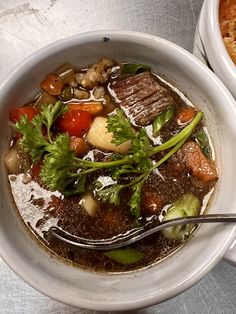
top-left (86, 117), bottom-right (131, 153)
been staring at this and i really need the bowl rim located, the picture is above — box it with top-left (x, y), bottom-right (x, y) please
top-left (204, 0), bottom-right (236, 90)
top-left (1, 30), bottom-right (236, 311)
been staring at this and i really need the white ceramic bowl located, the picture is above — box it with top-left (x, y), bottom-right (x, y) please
top-left (193, 0), bottom-right (236, 97)
top-left (193, 0), bottom-right (236, 265)
top-left (1, 31), bottom-right (236, 311)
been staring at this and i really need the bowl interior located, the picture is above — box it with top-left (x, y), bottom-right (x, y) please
top-left (0, 31), bottom-right (236, 311)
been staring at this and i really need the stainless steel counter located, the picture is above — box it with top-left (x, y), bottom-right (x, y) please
top-left (0, 1), bottom-right (236, 313)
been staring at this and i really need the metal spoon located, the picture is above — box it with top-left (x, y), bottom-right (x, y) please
top-left (49, 214), bottom-right (236, 250)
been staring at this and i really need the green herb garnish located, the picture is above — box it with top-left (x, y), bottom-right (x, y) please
top-left (15, 101), bottom-right (67, 162)
top-left (15, 104), bottom-right (203, 217)
top-left (107, 109), bottom-right (136, 145)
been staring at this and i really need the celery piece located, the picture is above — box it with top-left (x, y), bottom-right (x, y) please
top-left (162, 194), bottom-right (201, 241)
top-left (194, 128), bottom-right (212, 158)
top-left (105, 247), bottom-right (143, 265)
top-left (152, 106), bottom-right (175, 136)
top-left (122, 63), bottom-right (151, 74)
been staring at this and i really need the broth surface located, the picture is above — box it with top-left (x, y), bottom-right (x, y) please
top-left (6, 59), bottom-right (217, 272)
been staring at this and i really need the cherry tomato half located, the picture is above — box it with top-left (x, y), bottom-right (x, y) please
top-left (57, 109), bottom-right (93, 137)
top-left (10, 106), bottom-right (39, 123)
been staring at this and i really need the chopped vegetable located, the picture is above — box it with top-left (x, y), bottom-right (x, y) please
top-left (10, 106), bottom-right (38, 123)
top-left (194, 128), bottom-right (212, 158)
top-left (80, 58), bottom-right (114, 89)
top-left (177, 107), bottom-right (196, 124)
top-left (57, 109), bottom-right (93, 137)
top-left (68, 102), bottom-right (103, 116)
top-left (56, 63), bottom-right (76, 86)
top-left (15, 106), bottom-right (203, 217)
top-left (122, 63), bottom-right (151, 74)
top-left (93, 86), bottom-right (105, 99)
top-left (182, 141), bottom-right (217, 182)
top-left (105, 247), bottom-right (143, 265)
top-left (80, 193), bottom-right (98, 217)
top-left (152, 106), bottom-right (174, 136)
top-left (4, 146), bottom-right (21, 173)
top-left (73, 88), bottom-right (90, 100)
top-left (60, 86), bottom-right (73, 101)
top-left (87, 116), bottom-right (131, 153)
top-left (70, 137), bottom-right (88, 157)
top-left (162, 193), bottom-right (201, 241)
top-left (40, 73), bottom-right (63, 96)
top-left (34, 91), bottom-right (58, 109)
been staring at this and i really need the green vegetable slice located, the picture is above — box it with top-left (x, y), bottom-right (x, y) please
top-left (194, 128), bottom-right (212, 158)
top-left (122, 63), bottom-right (151, 74)
top-left (162, 194), bottom-right (201, 241)
top-left (152, 106), bottom-right (175, 136)
top-left (105, 247), bottom-right (143, 265)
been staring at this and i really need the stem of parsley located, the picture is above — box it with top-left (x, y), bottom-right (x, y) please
top-left (152, 111), bottom-right (203, 154)
top-left (72, 157), bottom-right (130, 168)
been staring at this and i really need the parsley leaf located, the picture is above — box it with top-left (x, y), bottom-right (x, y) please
top-left (128, 180), bottom-right (144, 218)
top-left (41, 101), bottom-right (68, 143)
top-left (40, 134), bottom-right (83, 194)
top-left (15, 101), bottom-right (67, 162)
top-left (107, 109), bottom-right (135, 145)
top-left (130, 128), bottom-right (154, 170)
top-left (15, 115), bottom-right (48, 163)
top-left (96, 184), bottom-right (123, 206)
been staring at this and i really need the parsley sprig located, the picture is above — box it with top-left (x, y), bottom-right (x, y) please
top-left (15, 104), bottom-right (203, 217)
top-left (15, 101), bottom-right (67, 163)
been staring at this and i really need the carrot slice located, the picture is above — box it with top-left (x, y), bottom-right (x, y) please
top-left (40, 73), bottom-right (63, 96)
top-left (177, 108), bottom-right (196, 124)
top-left (68, 102), bottom-right (103, 115)
top-left (183, 142), bottom-right (218, 182)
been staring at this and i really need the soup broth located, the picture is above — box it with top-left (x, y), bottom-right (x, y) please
top-left (5, 58), bottom-right (218, 272)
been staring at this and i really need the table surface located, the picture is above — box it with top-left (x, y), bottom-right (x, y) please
top-left (0, 1), bottom-right (236, 313)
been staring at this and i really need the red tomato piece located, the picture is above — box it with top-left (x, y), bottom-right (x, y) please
top-left (57, 109), bottom-right (93, 137)
top-left (10, 106), bottom-right (38, 123)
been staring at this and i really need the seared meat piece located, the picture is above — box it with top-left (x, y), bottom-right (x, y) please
top-left (168, 141), bottom-right (218, 182)
top-left (112, 72), bottom-right (175, 125)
